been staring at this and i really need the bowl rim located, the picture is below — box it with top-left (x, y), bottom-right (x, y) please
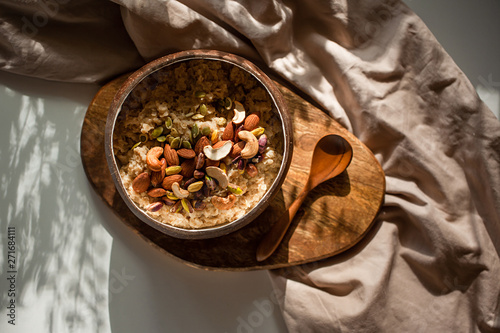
top-left (104, 49), bottom-right (293, 239)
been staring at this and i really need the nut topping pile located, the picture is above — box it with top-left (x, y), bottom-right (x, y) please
top-left (130, 96), bottom-right (268, 215)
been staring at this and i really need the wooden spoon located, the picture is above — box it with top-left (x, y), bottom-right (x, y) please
top-left (256, 134), bottom-right (353, 262)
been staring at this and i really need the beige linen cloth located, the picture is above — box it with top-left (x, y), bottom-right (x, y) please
top-left (2, 0), bottom-right (499, 331)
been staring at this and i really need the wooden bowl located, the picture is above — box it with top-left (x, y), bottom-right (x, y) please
top-left (104, 50), bottom-right (293, 239)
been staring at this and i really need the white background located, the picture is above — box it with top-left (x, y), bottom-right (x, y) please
top-left (0, 1), bottom-right (499, 332)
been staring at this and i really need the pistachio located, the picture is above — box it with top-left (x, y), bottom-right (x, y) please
top-left (192, 200), bottom-right (207, 211)
top-left (162, 197), bottom-right (177, 206)
top-left (157, 135), bottom-right (167, 142)
top-left (165, 166), bottom-right (182, 175)
top-left (251, 127), bottom-right (265, 137)
top-left (195, 152), bottom-right (205, 170)
top-left (187, 181), bottom-right (204, 193)
top-left (227, 183), bottom-right (243, 195)
top-left (166, 191), bottom-right (179, 200)
top-left (146, 202), bottom-right (163, 212)
top-left (193, 170), bottom-right (205, 179)
top-left (139, 133), bottom-right (148, 143)
top-left (171, 200), bottom-right (182, 213)
top-left (245, 163), bottom-right (259, 178)
top-left (258, 134), bottom-right (267, 154)
top-left (205, 175), bottom-right (217, 191)
top-left (181, 198), bottom-right (194, 213)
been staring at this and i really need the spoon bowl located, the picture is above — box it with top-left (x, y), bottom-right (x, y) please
top-left (256, 134), bottom-right (353, 262)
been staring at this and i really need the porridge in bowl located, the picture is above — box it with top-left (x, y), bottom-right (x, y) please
top-left (113, 59), bottom-right (284, 229)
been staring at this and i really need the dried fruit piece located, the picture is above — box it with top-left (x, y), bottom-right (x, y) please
top-left (177, 148), bottom-right (196, 159)
top-left (146, 146), bottom-right (164, 172)
top-left (162, 174), bottom-right (183, 190)
top-left (132, 172), bottom-right (150, 193)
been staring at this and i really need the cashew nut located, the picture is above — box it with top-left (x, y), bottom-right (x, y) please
top-left (211, 194), bottom-right (236, 210)
top-left (232, 101), bottom-right (246, 125)
top-left (146, 146), bottom-right (164, 171)
top-left (237, 131), bottom-right (259, 159)
top-left (205, 166), bottom-right (229, 189)
top-left (203, 141), bottom-right (232, 161)
top-left (171, 182), bottom-right (189, 199)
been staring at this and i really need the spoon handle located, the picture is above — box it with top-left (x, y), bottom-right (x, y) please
top-left (256, 187), bottom-right (310, 262)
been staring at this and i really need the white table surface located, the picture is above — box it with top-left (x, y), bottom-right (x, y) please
top-left (1, 1), bottom-right (498, 332)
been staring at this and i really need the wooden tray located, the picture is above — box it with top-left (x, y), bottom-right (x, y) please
top-left (81, 74), bottom-right (385, 271)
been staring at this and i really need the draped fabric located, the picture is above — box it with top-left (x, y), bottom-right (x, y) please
top-left (2, 1), bottom-right (499, 331)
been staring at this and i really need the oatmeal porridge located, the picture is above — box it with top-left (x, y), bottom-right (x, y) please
top-left (113, 59), bottom-right (284, 229)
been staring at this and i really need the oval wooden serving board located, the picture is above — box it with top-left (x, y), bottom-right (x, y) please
top-left (81, 74), bottom-right (385, 271)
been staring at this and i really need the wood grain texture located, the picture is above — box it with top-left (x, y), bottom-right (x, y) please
top-left (81, 74), bottom-right (385, 271)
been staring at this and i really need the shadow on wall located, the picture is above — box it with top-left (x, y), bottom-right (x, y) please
top-left (0, 71), bottom-right (112, 331)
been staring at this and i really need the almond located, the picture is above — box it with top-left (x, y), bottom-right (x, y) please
top-left (162, 174), bottom-right (183, 190)
top-left (132, 172), bottom-right (150, 193)
top-left (180, 159), bottom-right (196, 178)
top-left (164, 144), bottom-right (179, 166)
top-left (212, 140), bottom-right (229, 149)
top-left (222, 121), bottom-right (234, 141)
top-left (244, 112), bottom-right (260, 131)
top-left (147, 188), bottom-right (167, 198)
top-left (177, 148), bottom-right (196, 159)
top-left (194, 136), bottom-right (210, 155)
top-left (229, 141), bottom-right (246, 158)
